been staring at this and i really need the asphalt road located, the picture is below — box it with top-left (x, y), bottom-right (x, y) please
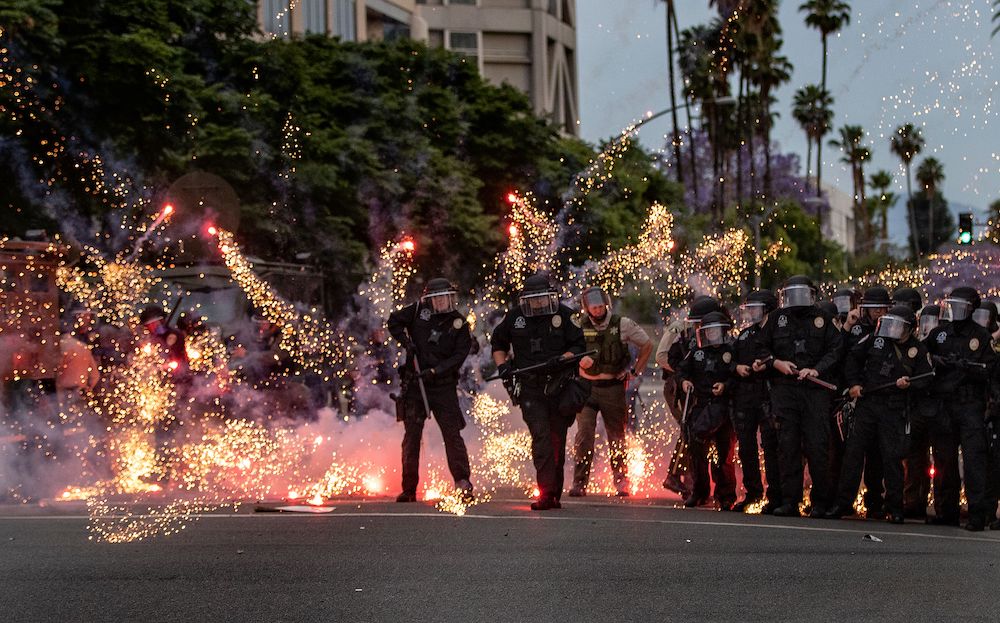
top-left (1, 498), bottom-right (998, 622)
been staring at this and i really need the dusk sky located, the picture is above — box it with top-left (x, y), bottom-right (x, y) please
top-left (576, 0), bottom-right (999, 244)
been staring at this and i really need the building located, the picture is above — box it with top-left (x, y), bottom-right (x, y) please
top-left (819, 182), bottom-right (856, 254)
top-left (257, 0), bottom-right (579, 135)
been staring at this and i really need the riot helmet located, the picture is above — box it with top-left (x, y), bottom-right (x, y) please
top-left (687, 295), bottom-right (721, 327)
top-left (860, 286), bottom-right (892, 323)
top-left (778, 275), bottom-right (816, 309)
top-left (739, 290), bottom-right (776, 327)
top-left (421, 277), bottom-right (459, 314)
top-left (139, 304), bottom-right (166, 327)
top-left (892, 287), bottom-right (923, 313)
top-left (519, 273), bottom-right (559, 317)
top-left (696, 311), bottom-right (732, 348)
top-left (942, 286), bottom-right (980, 323)
top-left (833, 287), bottom-right (860, 315)
top-left (918, 304), bottom-right (941, 340)
top-left (875, 305), bottom-right (915, 341)
top-left (580, 286), bottom-right (613, 328)
top-left (973, 302), bottom-right (998, 332)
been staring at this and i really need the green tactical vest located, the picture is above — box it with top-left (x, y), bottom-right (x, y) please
top-left (581, 314), bottom-right (630, 375)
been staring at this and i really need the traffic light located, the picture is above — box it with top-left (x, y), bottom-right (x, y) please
top-left (958, 212), bottom-right (974, 244)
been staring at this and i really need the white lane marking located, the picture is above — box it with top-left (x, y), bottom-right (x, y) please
top-left (1, 510), bottom-right (998, 544)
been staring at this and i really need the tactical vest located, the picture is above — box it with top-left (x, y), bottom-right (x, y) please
top-left (581, 314), bottom-right (630, 375)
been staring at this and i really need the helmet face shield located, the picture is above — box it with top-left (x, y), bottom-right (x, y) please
top-left (696, 322), bottom-right (730, 348)
top-left (421, 291), bottom-right (458, 314)
top-left (973, 307), bottom-right (993, 329)
top-left (739, 303), bottom-right (767, 327)
top-left (833, 295), bottom-right (854, 315)
top-left (918, 314), bottom-right (940, 340)
top-left (519, 292), bottom-right (560, 317)
top-left (580, 287), bottom-right (612, 324)
top-left (943, 298), bottom-right (973, 322)
top-left (779, 284), bottom-right (816, 309)
top-left (875, 314), bottom-right (911, 340)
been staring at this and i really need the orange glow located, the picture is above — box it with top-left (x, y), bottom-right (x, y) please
top-left (508, 223), bottom-right (519, 238)
top-left (287, 490), bottom-right (300, 500)
top-left (400, 239), bottom-right (415, 252)
top-left (506, 192), bottom-right (518, 204)
top-left (308, 493), bottom-right (324, 506)
top-left (162, 204), bottom-right (174, 216)
top-left (531, 487), bottom-right (540, 498)
top-left (206, 225), bottom-right (218, 236)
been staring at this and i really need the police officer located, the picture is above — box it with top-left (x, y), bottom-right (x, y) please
top-left (388, 277), bottom-right (475, 503)
top-left (731, 290), bottom-right (782, 513)
top-left (657, 296), bottom-right (722, 497)
top-left (832, 287), bottom-right (861, 329)
top-left (903, 303), bottom-right (944, 518)
top-left (676, 311), bottom-right (737, 509)
top-left (755, 275), bottom-right (844, 517)
top-left (491, 273), bottom-right (586, 510)
top-left (925, 286), bottom-right (997, 530)
top-left (893, 287), bottom-right (923, 314)
top-left (827, 305), bottom-right (933, 523)
top-left (569, 286), bottom-right (652, 497)
top-left (840, 286), bottom-right (893, 517)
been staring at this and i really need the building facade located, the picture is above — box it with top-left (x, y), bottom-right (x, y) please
top-left (257, 0), bottom-right (579, 135)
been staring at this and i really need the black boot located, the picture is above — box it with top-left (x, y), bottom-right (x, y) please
top-left (531, 496), bottom-right (557, 511)
top-left (965, 516), bottom-right (986, 532)
top-left (926, 515), bottom-right (960, 527)
top-left (396, 491), bottom-right (417, 503)
top-left (772, 503), bottom-right (801, 517)
top-left (823, 504), bottom-right (850, 520)
top-left (888, 513), bottom-right (905, 525)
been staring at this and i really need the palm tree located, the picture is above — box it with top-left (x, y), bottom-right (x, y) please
top-left (993, 0), bottom-right (1000, 37)
top-left (890, 123), bottom-right (926, 257)
top-left (829, 124), bottom-right (872, 249)
top-left (799, 0), bottom-right (852, 92)
top-left (792, 85), bottom-right (833, 198)
top-left (916, 156), bottom-right (945, 247)
top-left (868, 169), bottom-right (896, 246)
top-left (660, 0), bottom-right (684, 184)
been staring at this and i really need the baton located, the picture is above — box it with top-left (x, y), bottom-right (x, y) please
top-left (404, 330), bottom-right (433, 420)
top-left (680, 385), bottom-right (692, 427)
top-left (787, 363), bottom-right (837, 391)
top-left (863, 370), bottom-right (936, 394)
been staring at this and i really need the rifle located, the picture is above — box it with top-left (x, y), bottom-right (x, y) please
top-left (484, 350), bottom-right (599, 382)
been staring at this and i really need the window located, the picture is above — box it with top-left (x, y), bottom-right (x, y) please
top-left (333, 0), bottom-right (356, 41)
top-left (449, 31), bottom-right (479, 55)
top-left (303, 0), bottom-right (326, 34)
top-left (447, 0), bottom-right (478, 5)
top-left (263, 0), bottom-right (291, 37)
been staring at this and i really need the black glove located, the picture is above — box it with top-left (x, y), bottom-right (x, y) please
top-left (931, 354), bottom-right (952, 368)
top-left (419, 367), bottom-right (436, 380)
top-left (497, 361), bottom-right (514, 379)
top-left (547, 355), bottom-right (567, 369)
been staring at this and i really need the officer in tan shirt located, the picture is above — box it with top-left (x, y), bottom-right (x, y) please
top-left (569, 286), bottom-right (652, 497)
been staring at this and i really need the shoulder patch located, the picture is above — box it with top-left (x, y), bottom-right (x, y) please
top-left (814, 316), bottom-right (825, 329)
top-left (419, 308), bottom-right (432, 321)
top-left (874, 337), bottom-right (885, 350)
top-left (851, 325), bottom-right (862, 336)
top-left (722, 351), bottom-right (732, 363)
top-left (551, 314), bottom-right (562, 328)
top-left (513, 316), bottom-right (526, 329)
top-left (778, 315), bottom-right (788, 328)
top-left (694, 350), bottom-right (705, 361)
top-left (907, 346), bottom-right (919, 359)
top-left (970, 337), bottom-right (980, 352)
top-left (453, 318), bottom-right (464, 330)
top-left (570, 314), bottom-right (582, 328)
top-left (936, 332), bottom-right (947, 344)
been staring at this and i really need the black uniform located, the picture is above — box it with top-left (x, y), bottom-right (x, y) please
top-left (756, 306), bottom-right (844, 513)
top-left (676, 341), bottom-right (737, 507)
top-left (925, 321), bottom-right (997, 524)
top-left (387, 302), bottom-right (473, 496)
top-left (731, 323), bottom-right (781, 506)
top-left (838, 318), bottom-right (885, 516)
top-left (834, 333), bottom-right (933, 517)
top-left (490, 304), bottom-right (586, 503)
